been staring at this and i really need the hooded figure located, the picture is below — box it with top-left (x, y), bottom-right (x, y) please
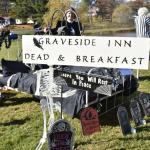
top-left (138, 7), bottom-right (149, 16)
top-left (50, 7), bottom-right (83, 36)
top-left (135, 7), bottom-right (150, 37)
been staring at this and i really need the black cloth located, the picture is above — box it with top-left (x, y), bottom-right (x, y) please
top-left (9, 33), bottom-right (18, 40)
top-left (54, 89), bottom-right (86, 117)
top-left (0, 66), bottom-right (138, 117)
top-left (34, 64), bottom-right (49, 70)
top-left (1, 30), bottom-right (10, 39)
top-left (1, 59), bottom-right (31, 77)
top-left (33, 23), bottom-right (41, 29)
top-left (0, 76), bottom-right (10, 87)
top-left (51, 20), bottom-right (82, 36)
top-left (0, 72), bottom-right (37, 94)
top-left (0, 59), bottom-right (138, 118)
top-left (0, 29), bottom-right (11, 49)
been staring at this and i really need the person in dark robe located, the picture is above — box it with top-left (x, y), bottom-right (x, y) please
top-left (47, 7), bottom-right (83, 36)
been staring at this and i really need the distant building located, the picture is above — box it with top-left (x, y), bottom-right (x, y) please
top-left (27, 18), bottom-right (34, 24)
top-left (15, 19), bottom-right (22, 25)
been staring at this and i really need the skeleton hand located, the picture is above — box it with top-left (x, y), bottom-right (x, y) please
top-left (50, 83), bottom-right (61, 97)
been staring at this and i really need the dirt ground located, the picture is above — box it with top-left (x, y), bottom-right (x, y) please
top-left (12, 24), bottom-right (33, 30)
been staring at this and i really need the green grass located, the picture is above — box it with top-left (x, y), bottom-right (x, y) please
top-left (0, 31), bottom-right (150, 150)
top-left (0, 40), bottom-right (22, 62)
top-left (84, 22), bottom-right (135, 36)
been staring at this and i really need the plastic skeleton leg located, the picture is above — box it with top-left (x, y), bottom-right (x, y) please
top-left (35, 99), bottom-right (48, 150)
top-left (35, 93), bottom-right (62, 149)
top-left (46, 96), bottom-right (55, 130)
top-left (46, 94), bottom-right (64, 129)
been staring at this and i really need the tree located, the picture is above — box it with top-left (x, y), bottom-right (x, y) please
top-left (77, 1), bottom-right (89, 23)
top-left (11, 0), bottom-right (33, 22)
top-left (43, 0), bottom-right (71, 26)
top-left (128, 0), bottom-right (143, 14)
top-left (32, 0), bottom-right (48, 23)
top-left (83, 0), bottom-right (89, 5)
top-left (96, 0), bottom-right (116, 21)
top-left (0, 0), bottom-right (10, 16)
top-left (112, 4), bottom-right (133, 24)
top-left (8, 0), bottom-right (48, 23)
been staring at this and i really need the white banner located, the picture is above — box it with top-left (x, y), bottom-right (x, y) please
top-left (22, 35), bottom-right (150, 69)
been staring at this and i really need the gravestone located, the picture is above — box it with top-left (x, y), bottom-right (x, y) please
top-left (54, 69), bottom-right (112, 96)
top-left (130, 99), bottom-right (146, 126)
top-left (117, 106), bottom-right (135, 135)
top-left (47, 119), bottom-right (74, 150)
top-left (139, 93), bottom-right (150, 117)
top-left (80, 107), bottom-right (100, 135)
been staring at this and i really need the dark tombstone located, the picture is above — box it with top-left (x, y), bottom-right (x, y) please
top-left (130, 99), bottom-right (146, 126)
top-left (139, 93), bottom-right (150, 117)
top-left (54, 70), bottom-right (113, 96)
top-left (80, 107), bottom-right (100, 136)
top-left (47, 119), bottom-right (74, 150)
top-left (117, 106), bottom-right (136, 135)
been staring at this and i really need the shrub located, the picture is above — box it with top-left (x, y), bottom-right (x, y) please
top-left (112, 4), bottom-right (133, 24)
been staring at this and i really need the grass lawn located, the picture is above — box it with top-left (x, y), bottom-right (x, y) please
top-left (84, 22), bottom-right (135, 36)
top-left (0, 30), bottom-right (150, 150)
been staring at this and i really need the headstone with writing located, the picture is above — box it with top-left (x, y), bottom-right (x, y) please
top-left (54, 70), bottom-right (112, 96)
top-left (80, 107), bottom-right (100, 136)
top-left (139, 93), bottom-right (150, 117)
top-left (117, 106), bottom-right (134, 135)
top-left (130, 99), bottom-right (146, 126)
top-left (47, 119), bottom-right (74, 150)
